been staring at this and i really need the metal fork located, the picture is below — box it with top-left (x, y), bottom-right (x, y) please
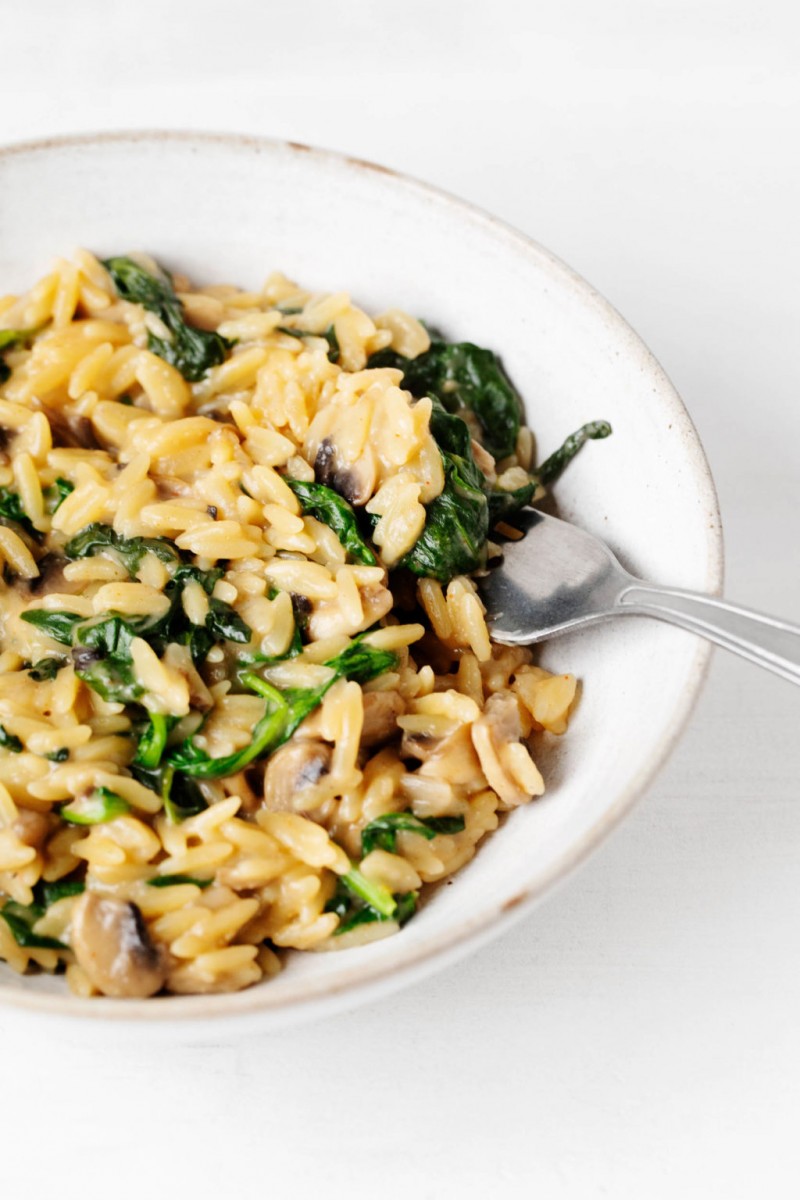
top-left (479, 509), bottom-right (800, 686)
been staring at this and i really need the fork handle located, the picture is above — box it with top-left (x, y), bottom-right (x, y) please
top-left (618, 584), bottom-right (800, 686)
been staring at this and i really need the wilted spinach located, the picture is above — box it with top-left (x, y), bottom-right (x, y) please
top-left (103, 255), bottom-right (231, 382)
top-left (360, 812), bottom-right (466, 856)
top-left (287, 480), bottom-right (377, 565)
top-left (169, 637), bottom-right (397, 780)
top-left (399, 402), bottom-right (489, 582)
top-left (370, 338), bottom-right (522, 460)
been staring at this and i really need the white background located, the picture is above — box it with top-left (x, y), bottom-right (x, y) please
top-left (3, 2), bottom-right (800, 1196)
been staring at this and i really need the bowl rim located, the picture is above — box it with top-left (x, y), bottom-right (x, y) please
top-left (0, 129), bottom-right (724, 1025)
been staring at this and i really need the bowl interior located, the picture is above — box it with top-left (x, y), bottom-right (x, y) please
top-left (0, 134), bottom-right (721, 1025)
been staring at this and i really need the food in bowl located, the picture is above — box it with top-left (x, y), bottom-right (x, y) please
top-left (0, 251), bottom-right (609, 997)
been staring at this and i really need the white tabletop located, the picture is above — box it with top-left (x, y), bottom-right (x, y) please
top-left (3, 2), bottom-right (800, 1196)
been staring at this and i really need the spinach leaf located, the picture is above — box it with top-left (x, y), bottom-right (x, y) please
top-left (61, 786), bottom-right (130, 825)
top-left (46, 748), bottom-right (69, 762)
top-left (147, 873), bottom-right (212, 889)
top-left (65, 522), bottom-right (181, 577)
top-left (400, 402), bottom-right (489, 582)
top-left (0, 724), bottom-right (22, 753)
top-left (104, 256), bottom-right (231, 382)
top-left (361, 812), bottom-right (466, 856)
top-left (28, 656), bottom-right (67, 682)
top-left (169, 637), bottom-right (397, 780)
top-left (279, 323), bottom-right (340, 363)
top-left (21, 610), bottom-right (83, 645)
top-left (34, 879), bottom-right (85, 907)
top-left (325, 873), bottom-right (418, 934)
top-left (134, 713), bottom-right (178, 769)
top-left (0, 900), bottom-right (67, 950)
top-left (0, 487), bottom-right (39, 540)
top-left (44, 478), bottom-right (74, 514)
top-left (72, 615), bottom-right (144, 703)
top-left (486, 479), bottom-right (537, 527)
top-left (205, 597), bottom-right (251, 644)
top-left (286, 480), bottom-right (377, 565)
top-left (536, 420), bottom-right (613, 486)
top-left (0, 327), bottom-right (40, 385)
top-left (370, 339), bottom-right (522, 460)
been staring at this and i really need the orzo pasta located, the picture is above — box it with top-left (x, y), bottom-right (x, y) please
top-left (0, 251), bottom-right (608, 998)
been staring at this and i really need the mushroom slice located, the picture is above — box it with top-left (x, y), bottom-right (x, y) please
top-left (471, 692), bottom-right (544, 807)
top-left (70, 892), bottom-right (167, 998)
top-left (11, 808), bottom-right (51, 851)
top-left (263, 738), bottom-right (333, 812)
top-left (314, 437), bottom-right (376, 506)
top-left (401, 722), bottom-right (484, 788)
top-left (360, 690), bottom-right (405, 750)
top-left (307, 582), bottom-right (392, 641)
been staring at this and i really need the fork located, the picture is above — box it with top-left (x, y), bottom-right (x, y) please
top-left (479, 509), bottom-right (800, 686)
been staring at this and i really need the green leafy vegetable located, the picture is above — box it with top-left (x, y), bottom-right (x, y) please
top-left (65, 522), bottom-right (181, 577)
top-left (287, 480), bottom-right (377, 565)
top-left (130, 761), bottom-right (207, 824)
top-left (134, 713), bottom-right (178, 769)
top-left (0, 327), bottom-right (40, 385)
top-left (44, 478), bottom-right (74, 514)
top-left (205, 597), bottom-right (251, 644)
top-left (21, 610), bottom-right (84, 645)
top-left (486, 479), bottom-right (537, 527)
top-left (28, 656), bottom-right (67, 682)
top-left (0, 878), bottom-right (85, 950)
top-left (536, 420), bottom-right (613, 486)
top-left (61, 786), bottom-right (130, 825)
top-left (0, 487), bottom-right (39, 540)
top-left (34, 879), bottom-right (85, 906)
top-left (147, 874), bottom-right (211, 889)
top-left (370, 339), bottom-right (522, 460)
top-left (170, 637), bottom-right (397, 780)
top-left (0, 724), bottom-right (22, 753)
top-left (46, 748), bottom-right (69, 763)
top-left (340, 866), bottom-right (396, 918)
top-left (104, 256), bottom-right (231, 382)
top-left (73, 615), bottom-right (143, 704)
top-left (400, 402), bottom-right (489, 582)
top-left (279, 323), bottom-right (340, 363)
top-left (361, 812), bottom-right (466, 856)
top-left (325, 875), bottom-right (418, 934)
top-left (0, 900), bottom-right (67, 950)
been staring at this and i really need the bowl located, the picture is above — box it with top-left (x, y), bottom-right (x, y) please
top-left (0, 132), bottom-right (722, 1028)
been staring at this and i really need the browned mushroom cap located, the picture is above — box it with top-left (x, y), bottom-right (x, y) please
top-left (263, 738), bottom-right (333, 812)
top-left (361, 691), bottom-right (405, 750)
top-left (314, 437), bottom-right (376, 506)
top-left (70, 892), bottom-right (167, 998)
top-left (12, 808), bottom-right (51, 851)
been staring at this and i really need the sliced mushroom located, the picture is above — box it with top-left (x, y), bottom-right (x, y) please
top-left (314, 437), bottom-right (376, 506)
top-left (402, 722), bottom-right (484, 787)
top-left (307, 582), bottom-right (393, 641)
top-left (360, 690), bottom-right (404, 750)
top-left (70, 892), bottom-right (167, 998)
top-left (263, 738), bottom-right (333, 812)
top-left (11, 808), bottom-right (51, 851)
top-left (471, 692), bottom-right (543, 806)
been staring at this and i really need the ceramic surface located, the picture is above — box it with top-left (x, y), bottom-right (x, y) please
top-left (0, 132), bottom-right (723, 1027)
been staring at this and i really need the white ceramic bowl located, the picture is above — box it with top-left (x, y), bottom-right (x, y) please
top-left (0, 132), bottom-right (722, 1028)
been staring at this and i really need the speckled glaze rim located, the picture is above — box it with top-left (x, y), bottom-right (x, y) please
top-left (0, 130), bottom-right (723, 1028)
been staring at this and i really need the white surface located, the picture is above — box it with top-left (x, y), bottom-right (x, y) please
top-left (1, 1), bottom-right (799, 1196)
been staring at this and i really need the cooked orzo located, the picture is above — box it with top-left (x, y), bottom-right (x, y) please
top-left (0, 251), bottom-right (610, 998)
